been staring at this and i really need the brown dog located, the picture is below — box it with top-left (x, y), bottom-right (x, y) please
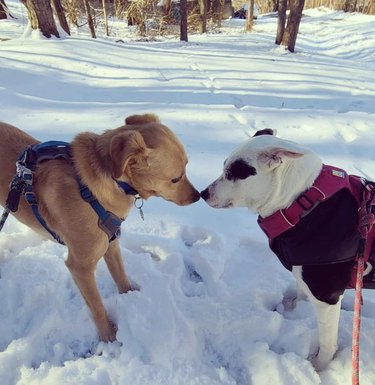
top-left (0, 113), bottom-right (200, 342)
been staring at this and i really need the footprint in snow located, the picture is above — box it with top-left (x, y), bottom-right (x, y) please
top-left (180, 226), bottom-right (213, 248)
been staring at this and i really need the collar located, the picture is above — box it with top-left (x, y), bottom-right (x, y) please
top-left (116, 180), bottom-right (139, 196)
top-left (257, 164), bottom-right (357, 240)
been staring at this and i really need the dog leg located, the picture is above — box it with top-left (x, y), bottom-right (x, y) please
top-left (292, 266), bottom-right (341, 370)
top-left (310, 296), bottom-right (342, 371)
top-left (104, 240), bottom-right (132, 294)
top-left (66, 256), bottom-right (117, 342)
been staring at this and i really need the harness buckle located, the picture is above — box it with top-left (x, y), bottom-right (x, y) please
top-left (98, 212), bottom-right (123, 241)
top-left (296, 194), bottom-right (314, 211)
top-left (25, 191), bottom-right (37, 205)
top-left (16, 162), bottom-right (33, 184)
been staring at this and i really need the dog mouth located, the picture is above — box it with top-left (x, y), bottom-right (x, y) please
top-left (207, 200), bottom-right (233, 209)
top-left (200, 188), bottom-right (233, 209)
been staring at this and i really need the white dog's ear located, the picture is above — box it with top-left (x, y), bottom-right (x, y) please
top-left (253, 128), bottom-right (276, 137)
top-left (258, 147), bottom-right (304, 170)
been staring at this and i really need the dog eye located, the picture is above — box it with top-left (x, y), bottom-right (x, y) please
top-left (171, 176), bottom-right (182, 184)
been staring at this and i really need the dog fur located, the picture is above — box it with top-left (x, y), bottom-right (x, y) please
top-left (0, 114), bottom-right (200, 342)
top-left (200, 129), bottom-right (357, 371)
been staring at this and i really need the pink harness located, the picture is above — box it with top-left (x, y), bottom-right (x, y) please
top-left (257, 164), bottom-right (375, 288)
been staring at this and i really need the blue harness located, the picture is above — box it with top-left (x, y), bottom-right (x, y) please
top-left (11, 141), bottom-right (139, 245)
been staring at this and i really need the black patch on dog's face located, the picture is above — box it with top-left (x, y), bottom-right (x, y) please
top-left (225, 159), bottom-right (257, 181)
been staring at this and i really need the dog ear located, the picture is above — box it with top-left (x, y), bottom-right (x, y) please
top-left (110, 131), bottom-right (150, 178)
top-left (253, 128), bottom-right (276, 137)
top-left (125, 114), bottom-right (160, 125)
top-left (259, 147), bottom-right (304, 170)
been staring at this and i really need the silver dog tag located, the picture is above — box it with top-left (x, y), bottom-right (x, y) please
top-left (134, 195), bottom-right (145, 221)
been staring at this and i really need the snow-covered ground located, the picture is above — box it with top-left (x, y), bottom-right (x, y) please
top-left (1, 4), bottom-right (375, 385)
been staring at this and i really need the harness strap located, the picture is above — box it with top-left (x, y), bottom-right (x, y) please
top-left (78, 179), bottom-right (123, 242)
top-left (20, 141), bottom-right (72, 171)
top-left (17, 142), bottom-right (70, 245)
top-left (258, 165), bottom-right (361, 240)
top-left (9, 141), bottom-right (140, 244)
top-left (25, 186), bottom-right (66, 245)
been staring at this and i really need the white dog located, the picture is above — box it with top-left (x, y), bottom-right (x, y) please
top-left (200, 129), bottom-right (375, 371)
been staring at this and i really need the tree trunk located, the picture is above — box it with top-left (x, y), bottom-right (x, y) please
top-left (21, 0), bottom-right (60, 38)
top-left (51, 0), bottom-right (70, 35)
top-left (83, 0), bottom-right (96, 38)
top-left (275, 0), bottom-right (287, 44)
top-left (245, 0), bottom-right (254, 31)
top-left (198, 0), bottom-right (207, 34)
top-left (180, 0), bottom-right (188, 41)
top-left (0, 0), bottom-right (8, 19)
top-left (286, 0), bottom-right (304, 52)
top-left (102, 0), bottom-right (109, 35)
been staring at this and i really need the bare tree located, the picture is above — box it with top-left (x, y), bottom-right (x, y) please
top-left (245, 0), bottom-right (255, 30)
top-left (275, 0), bottom-right (305, 52)
top-left (285, 0), bottom-right (304, 52)
top-left (275, 0), bottom-right (287, 44)
top-left (180, 0), bottom-right (188, 41)
top-left (102, 0), bottom-right (109, 35)
top-left (83, 0), bottom-right (96, 38)
top-left (51, 0), bottom-right (70, 34)
top-left (198, 0), bottom-right (207, 33)
top-left (0, 0), bottom-right (10, 19)
top-left (21, 0), bottom-right (60, 37)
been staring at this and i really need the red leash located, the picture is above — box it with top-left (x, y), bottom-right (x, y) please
top-left (352, 184), bottom-right (375, 385)
top-left (352, 255), bottom-right (365, 385)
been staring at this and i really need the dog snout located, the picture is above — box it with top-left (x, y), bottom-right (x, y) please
top-left (176, 184), bottom-right (201, 205)
top-left (200, 188), bottom-right (210, 201)
top-left (192, 189), bottom-right (201, 203)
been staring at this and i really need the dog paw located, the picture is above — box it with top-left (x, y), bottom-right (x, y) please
top-left (95, 340), bottom-right (122, 358)
top-left (98, 319), bottom-right (118, 343)
top-left (309, 349), bottom-right (335, 372)
top-left (130, 280), bottom-right (141, 291)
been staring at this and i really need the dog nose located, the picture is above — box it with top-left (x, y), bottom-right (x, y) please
top-left (192, 189), bottom-right (201, 202)
top-left (200, 188), bottom-right (210, 201)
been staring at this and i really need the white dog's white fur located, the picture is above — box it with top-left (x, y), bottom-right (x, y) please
top-left (203, 135), bottom-right (322, 217)
top-left (201, 132), bottom-right (345, 371)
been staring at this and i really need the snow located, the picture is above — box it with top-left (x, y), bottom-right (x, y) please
top-left (1, 4), bottom-right (375, 385)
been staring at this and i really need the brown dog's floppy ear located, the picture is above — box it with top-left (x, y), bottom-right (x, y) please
top-left (253, 128), bottom-right (276, 137)
top-left (110, 131), bottom-right (150, 179)
top-left (125, 113), bottom-right (160, 125)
